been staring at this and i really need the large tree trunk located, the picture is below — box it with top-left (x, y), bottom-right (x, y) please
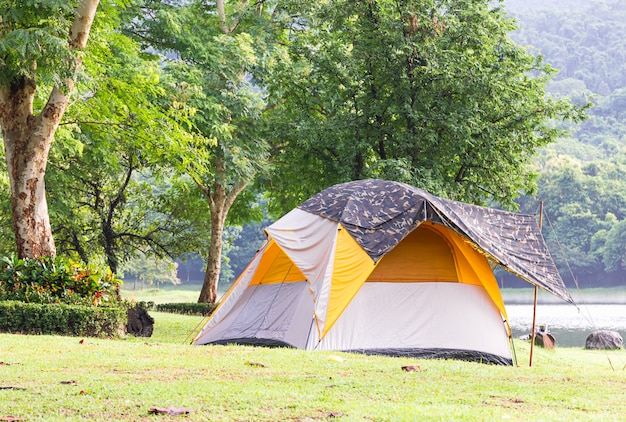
top-left (0, 0), bottom-right (99, 259)
top-left (0, 81), bottom-right (66, 257)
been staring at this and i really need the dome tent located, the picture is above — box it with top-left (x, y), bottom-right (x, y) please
top-left (193, 179), bottom-right (572, 365)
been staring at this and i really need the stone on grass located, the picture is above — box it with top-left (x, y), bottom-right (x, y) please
top-left (126, 307), bottom-right (154, 337)
top-left (585, 330), bottom-right (623, 350)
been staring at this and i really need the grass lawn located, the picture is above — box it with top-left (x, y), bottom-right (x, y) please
top-left (2, 311), bottom-right (626, 421)
top-left (121, 284), bottom-right (203, 305)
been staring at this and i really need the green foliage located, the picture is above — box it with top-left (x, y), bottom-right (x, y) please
top-left (125, 0), bottom-right (273, 190)
top-left (596, 220), bottom-right (626, 272)
top-left (517, 149), bottom-right (626, 285)
top-left (0, 300), bottom-right (125, 337)
top-left (44, 6), bottom-right (207, 273)
top-left (508, 0), bottom-right (626, 95)
top-left (465, 0), bottom-right (626, 287)
top-left (121, 254), bottom-right (181, 288)
top-left (0, 149), bottom-right (15, 256)
top-left (265, 0), bottom-right (587, 213)
top-left (0, 0), bottom-right (77, 86)
top-left (0, 255), bottom-right (122, 306)
top-left (122, 0), bottom-right (282, 301)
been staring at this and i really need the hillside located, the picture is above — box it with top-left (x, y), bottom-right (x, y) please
top-left (502, 0), bottom-right (626, 287)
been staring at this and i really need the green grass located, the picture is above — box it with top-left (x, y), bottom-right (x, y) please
top-left (121, 284), bottom-right (203, 304)
top-left (2, 312), bottom-right (626, 421)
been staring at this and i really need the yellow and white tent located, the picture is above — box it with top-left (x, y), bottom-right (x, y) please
top-left (194, 180), bottom-right (572, 365)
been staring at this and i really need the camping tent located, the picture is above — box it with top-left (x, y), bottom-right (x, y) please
top-left (193, 179), bottom-right (572, 365)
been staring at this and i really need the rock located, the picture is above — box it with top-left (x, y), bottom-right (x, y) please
top-left (534, 332), bottom-right (556, 350)
top-left (585, 330), bottom-right (623, 350)
top-left (126, 307), bottom-right (154, 337)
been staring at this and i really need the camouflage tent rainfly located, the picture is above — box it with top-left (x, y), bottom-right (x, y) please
top-left (194, 179), bottom-right (572, 365)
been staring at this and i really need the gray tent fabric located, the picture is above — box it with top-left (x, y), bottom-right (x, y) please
top-left (298, 179), bottom-right (572, 304)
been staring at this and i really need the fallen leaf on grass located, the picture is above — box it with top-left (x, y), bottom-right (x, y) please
top-left (0, 386), bottom-right (26, 390)
top-left (1, 416), bottom-right (26, 421)
top-left (245, 361), bottom-right (266, 368)
top-left (327, 355), bottom-right (344, 362)
top-left (489, 395), bottom-right (525, 404)
top-left (327, 411), bottom-right (344, 418)
top-left (60, 380), bottom-right (78, 385)
top-left (148, 406), bottom-right (194, 416)
top-left (401, 365), bottom-right (421, 372)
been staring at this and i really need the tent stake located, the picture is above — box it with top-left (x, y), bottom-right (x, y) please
top-left (529, 201), bottom-right (544, 367)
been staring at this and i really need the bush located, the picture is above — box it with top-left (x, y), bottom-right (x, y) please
top-left (0, 255), bottom-right (122, 306)
top-left (0, 301), bottom-right (126, 337)
top-left (0, 255), bottom-right (126, 337)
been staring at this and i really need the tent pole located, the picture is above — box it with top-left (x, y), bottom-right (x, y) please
top-left (529, 285), bottom-right (538, 366)
top-left (529, 201), bottom-right (544, 367)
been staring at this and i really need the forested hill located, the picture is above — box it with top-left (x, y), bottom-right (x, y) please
top-left (508, 0), bottom-right (626, 95)
top-left (501, 0), bottom-right (626, 288)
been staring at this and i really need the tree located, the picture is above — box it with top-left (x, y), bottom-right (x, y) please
top-left (45, 21), bottom-right (207, 276)
top-left (265, 0), bottom-right (587, 213)
top-left (120, 253), bottom-right (180, 290)
top-left (600, 220), bottom-right (626, 274)
top-left (517, 150), bottom-right (626, 286)
top-left (124, 0), bottom-right (275, 303)
top-left (0, 0), bottom-right (99, 258)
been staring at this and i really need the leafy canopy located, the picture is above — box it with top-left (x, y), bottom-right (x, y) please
top-left (265, 0), bottom-right (587, 212)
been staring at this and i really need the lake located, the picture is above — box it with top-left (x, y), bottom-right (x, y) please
top-left (506, 303), bottom-right (626, 348)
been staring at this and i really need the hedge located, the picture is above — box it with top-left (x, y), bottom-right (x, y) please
top-left (155, 302), bottom-right (216, 316)
top-left (0, 300), bottom-right (126, 337)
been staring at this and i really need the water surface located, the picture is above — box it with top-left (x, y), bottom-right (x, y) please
top-left (506, 303), bottom-right (626, 348)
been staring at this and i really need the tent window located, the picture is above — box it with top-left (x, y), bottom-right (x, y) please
top-left (366, 224), bottom-right (459, 282)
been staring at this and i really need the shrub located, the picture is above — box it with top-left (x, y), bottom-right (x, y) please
top-left (0, 301), bottom-right (126, 337)
top-left (0, 255), bottom-right (122, 306)
top-left (0, 255), bottom-right (127, 337)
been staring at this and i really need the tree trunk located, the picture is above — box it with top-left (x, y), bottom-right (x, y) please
top-left (0, 80), bottom-right (63, 258)
top-left (0, 0), bottom-right (100, 259)
top-left (197, 174), bottom-right (247, 304)
top-left (198, 207), bottom-right (225, 303)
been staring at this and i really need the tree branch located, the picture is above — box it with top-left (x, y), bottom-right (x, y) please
top-left (216, 0), bottom-right (249, 34)
top-left (69, 0), bottom-right (99, 50)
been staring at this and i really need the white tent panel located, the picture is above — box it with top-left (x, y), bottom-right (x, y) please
top-left (314, 282), bottom-right (511, 360)
top-left (265, 209), bottom-right (338, 287)
top-left (194, 281), bottom-right (314, 348)
top-left (194, 243), bottom-right (268, 341)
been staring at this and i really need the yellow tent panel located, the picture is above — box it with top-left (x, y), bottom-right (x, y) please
top-left (367, 223), bottom-right (458, 282)
top-left (323, 225), bottom-right (377, 338)
top-left (248, 239), bottom-right (306, 285)
top-left (443, 227), bottom-right (507, 319)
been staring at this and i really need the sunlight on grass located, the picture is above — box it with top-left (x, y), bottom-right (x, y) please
top-left (121, 284), bottom-right (202, 304)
